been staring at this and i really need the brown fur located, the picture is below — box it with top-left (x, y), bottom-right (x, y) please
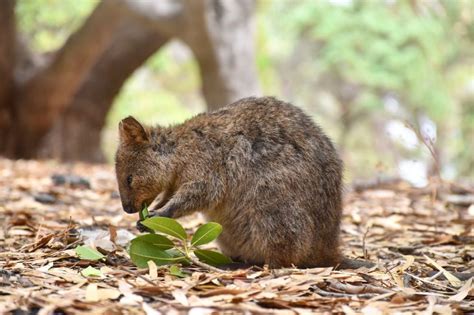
top-left (115, 96), bottom-right (343, 268)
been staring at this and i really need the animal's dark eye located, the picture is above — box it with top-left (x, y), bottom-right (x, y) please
top-left (126, 175), bottom-right (133, 187)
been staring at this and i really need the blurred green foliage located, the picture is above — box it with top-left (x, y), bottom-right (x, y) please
top-left (271, 0), bottom-right (470, 119)
top-left (263, 0), bottom-right (474, 179)
top-left (16, 0), bottom-right (98, 51)
top-left (15, 0), bottom-right (474, 179)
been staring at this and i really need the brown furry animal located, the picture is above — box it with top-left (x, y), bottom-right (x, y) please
top-left (115, 96), bottom-right (343, 268)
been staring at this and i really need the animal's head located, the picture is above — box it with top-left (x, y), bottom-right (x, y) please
top-left (115, 116), bottom-right (175, 214)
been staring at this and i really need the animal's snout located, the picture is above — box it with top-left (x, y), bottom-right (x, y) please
top-left (123, 203), bottom-right (137, 214)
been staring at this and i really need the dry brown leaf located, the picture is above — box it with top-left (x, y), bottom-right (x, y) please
top-left (448, 277), bottom-right (473, 302)
top-left (1, 159), bottom-right (472, 313)
top-left (142, 303), bottom-right (162, 315)
top-left (85, 283), bottom-right (99, 302)
top-left (37, 262), bottom-right (54, 272)
top-left (198, 288), bottom-right (246, 297)
top-left (399, 255), bottom-right (415, 273)
top-left (424, 255), bottom-right (462, 287)
top-left (109, 225), bottom-right (117, 244)
top-left (171, 289), bottom-right (189, 306)
top-left (98, 288), bottom-right (121, 301)
top-left (390, 293), bottom-right (406, 304)
top-left (119, 280), bottom-right (143, 305)
top-left (341, 304), bottom-right (358, 315)
top-left (148, 260), bottom-right (158, 280)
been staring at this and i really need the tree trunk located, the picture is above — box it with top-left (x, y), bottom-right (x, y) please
top-left (39, 22), bottom-right (168, 162)
top-left (9, 0), bottom-right (129, 158)
top-left (179, 0), bottom-right (260, 111)
top-left (0, 0), bottom-right (16, 152)
top-left (0, 0), bottom-right (259, 161)
top-left (124, 0), bottom-right (261, 111)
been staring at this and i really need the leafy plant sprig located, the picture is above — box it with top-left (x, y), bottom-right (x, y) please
top-left (75, 245), bottom-right (105, 261)
top-left (129, 207), bottom-right (232, 272)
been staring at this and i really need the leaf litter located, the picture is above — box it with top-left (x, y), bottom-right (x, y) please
top-left (0, 158), bottom-right (472, 314)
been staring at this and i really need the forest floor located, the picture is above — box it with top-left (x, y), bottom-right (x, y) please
top-left (0, 158), bottom-right (472, 314)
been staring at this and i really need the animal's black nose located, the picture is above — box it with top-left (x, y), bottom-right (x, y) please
top-left (123, 203), bottom-right (136, 214)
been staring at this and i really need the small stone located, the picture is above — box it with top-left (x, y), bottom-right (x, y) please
top-left (34, 193), bottom-right (56, 204)
top-left (110, 191), bottom-right (120, 199)
top-left (51, 174), bottom-right (90, 189)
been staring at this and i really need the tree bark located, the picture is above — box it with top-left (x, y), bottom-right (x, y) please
top-left (0, 0), bottom-right (260, 161)
top-left (39, 21), bottom-right (168, 162)
top-left (0, 0), bottom-right (16, 152)
top-left (9, 0), bottom-right (129, 158)
top-left (123, 0), bottom-right (261, 111)
top-left (179, 0), bottom-right (260, 111)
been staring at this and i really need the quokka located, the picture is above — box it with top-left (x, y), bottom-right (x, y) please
top-left (115, 96), bottom-right (343, 268)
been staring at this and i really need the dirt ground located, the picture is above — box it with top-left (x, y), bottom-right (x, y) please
top-left (0, 158), bottom-right (472, 314)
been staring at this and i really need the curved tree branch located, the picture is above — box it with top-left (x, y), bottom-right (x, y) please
top-left (205, 0), bottom-right (260, 109)
top-left (39, 20), bottom-right (169, 162)
top-left (11, 0), bottom-right (129, 157)
top-left (119, 0), bottom-right (185, 36)
top-left (2, 0), bottom-right (260, 160)
top-left (0, 0), bottom-right (16, 152)
top-left (119, 0), bottom-right (261, 111)
top-left (178, 0), bottom-right (261, 111)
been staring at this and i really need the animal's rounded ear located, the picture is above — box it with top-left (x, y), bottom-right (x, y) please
top-left (119, 116), bottom-right (149, 145)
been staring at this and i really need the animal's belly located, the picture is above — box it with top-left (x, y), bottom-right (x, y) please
top-left (202, 211), bottom-right (264, 263)
top-left (216, 233), bottom-right (266, 265)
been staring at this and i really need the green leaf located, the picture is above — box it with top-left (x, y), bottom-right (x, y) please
top-left (166, 249), bottom-right (191, 265)
top-left (194, 249), bottom-right (233, 266)
top-left (81, 266), bottom-right (102, 277)
top-left (131, 234), bottom-right (174, 251)
top-left (75, 246), bottom-right (105, 261)
top-left (139, 205), bottom-right (150, 221)
top-left (191, 222), bottom-right (223, 247)
top-left (141, 217), bottom-right (187, 240)
top-left (169, 265), bottom-right (187, 278)
top-left (129, 236), bottom-right (185, 268)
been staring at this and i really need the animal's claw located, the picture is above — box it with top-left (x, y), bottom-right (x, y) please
top-left (154, 205), bottom-right (175, 218)
top-left (136, 220), bottom-right (153, 233)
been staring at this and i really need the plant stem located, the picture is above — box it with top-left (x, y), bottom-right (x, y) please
top-left (188, 255), bottom-right (223, 273)
top-left (182, 240), bottom-right (189, 256)
top-left (174, 246), bottom-right (221, 272)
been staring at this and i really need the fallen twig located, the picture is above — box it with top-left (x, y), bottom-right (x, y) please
top-left (312, 286), bottom-right (380, 299)
top-left (327, 279), bottom-right (393, 295)
top-left (118, 266), bottom-right (157, 286)
top-left (442, 194), bottom-right (474, 206)
top-left (188, 255), bottom-right (223, 273)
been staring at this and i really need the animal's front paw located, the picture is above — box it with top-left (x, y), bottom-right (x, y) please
top-left (154, 206), bottom-right (174, 218)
